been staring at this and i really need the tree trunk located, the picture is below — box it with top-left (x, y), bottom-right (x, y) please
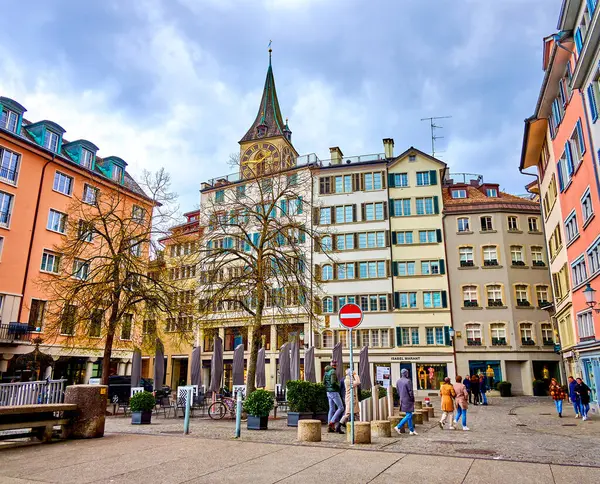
top-left (101, 301), bottom-right (120, 386)
top-left (245, 316), bottom-right (263, 395)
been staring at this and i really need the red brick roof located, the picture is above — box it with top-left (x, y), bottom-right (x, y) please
top-left (443, 185), bottom-right (540, 214)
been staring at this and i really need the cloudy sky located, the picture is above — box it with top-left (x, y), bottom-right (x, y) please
top-left (1, 0), bottom-right (560, 210)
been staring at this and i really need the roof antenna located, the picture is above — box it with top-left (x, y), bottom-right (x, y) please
top-left (420, 115), bottom-right (452, 158)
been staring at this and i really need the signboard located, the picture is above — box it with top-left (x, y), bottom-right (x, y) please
top-left (232, 385), bottom-right (247, 399)
top-left (89, 378), bottom-right (101, 385)
top-left (338, 303), bottom-right (363, 329)
top-left (376, 366), bottom-right (391, 388)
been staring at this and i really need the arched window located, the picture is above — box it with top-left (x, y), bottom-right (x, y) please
top-left (322, 297), bottom-right (333, 313)
top-left (459, 246), bottom-right (474, 266)
top-left (515, 284), bottom-right (530, 306)
top-left (490, 323), bottom-right (507, 345)
top-left (465, 323), bottom-right (482, 345)
top-left (322, 264), bottom-right (333, 281)
top-left (520, 323), bottom-right (534, 345)
top-left (486, 284), bottom-right (503, 306)
top-left (321, 236), bottom-right (332, 251)
top-left (462, 285), bottom-right (478, 307)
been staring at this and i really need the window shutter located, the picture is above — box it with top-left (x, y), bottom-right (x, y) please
top-left (252, 232), bottom-right (260, 247)
top-left (314, 236), bottom-right (321, 252)
top-left (577, 119), bottom-right (586, 154)
top-left (557, 162), bottom-right (565, 192)
top-left (314, 264), bottom-right (321, 282)
top-left (436, 229), bottom-right (442, 243)
top-left (333, 296), bottom-right (339, 313)
top-left (385, 230), bottom-right (390, 247)
top-left (429, 169), bottom-right (437, 185)
top-left (393, 262), bottom-right (398, 276)
top-left (361, 203), bottom-right (366, 221)
top-left (354, 232), bottom-right (359, 248)
top-left (389, 199), bottom-right (396, 217)
top-left (444, 326), bottom-right (451, 346)
top-left (332, 235), bottom-right (338, 252)
top-left (587, 0), bottom-right (597, 15)
top-left (441, 290), bottom-right (448, 308)
top-left (280, 199), bottom-right (287, 216)
top-left (393, 292), bottom-right (400, 309)
top-left (565, 141), bottom-right (574, 175)
top-left (396, 326), bottom-right (402, 346)
top-left (588, 85), bottom-right (598, 122)
top-left (333, 264), bottom-right (338, 280)
top-left (352, 205), bottom-right (357, 222)
top-left (381, 171), bottom-right (387, 189)
top-left (386, 260), bottom-right (391, 277)
top-left (383, 201), bottom-right (388, 219)
top-left (352, 173), bottom-right (360, 192)
top-left (388, 173), bottom-right (396, 188)
top-left (575, 28), bottom-right (583, 54)
top-left (387, 294), bottom-right (392, 312)
top-left (313, 207), bottom-right (320, 225)
top-left (391, 231), bottom-right (397, 245)
top-left (439, 259), bottom-right (446, 275)
top-left (360, 173), bottom-right (365, 191)
top-left (299, 230), bottom-right (306, 244)
top-left (433, 196), bottom-right (439, 214)
top-left (297, 196), bottom-right (303, 214)
top-left (332, 207), bottom-right (338, 224)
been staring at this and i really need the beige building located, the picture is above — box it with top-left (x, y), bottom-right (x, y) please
top-left (443, 174), bottom-right (560, 395)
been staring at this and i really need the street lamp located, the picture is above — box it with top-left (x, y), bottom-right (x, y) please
top-left (583, 283), bottom-right (600, 313)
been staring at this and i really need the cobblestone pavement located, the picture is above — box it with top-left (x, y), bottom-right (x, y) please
top-left (104, 395), bottom-right (600, 467)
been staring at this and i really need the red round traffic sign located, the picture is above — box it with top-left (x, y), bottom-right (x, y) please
top-left (338, 303), bottom-right (363, 329)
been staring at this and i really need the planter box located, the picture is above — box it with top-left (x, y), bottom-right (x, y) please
top-left (131, 411), bottom-right (152, 425)
top-left (287, 412), bottom-right (313, 427)
top-left (313, 411), bottom-right (328, 424)
top-left (247, 415), bottom-right (269, 430)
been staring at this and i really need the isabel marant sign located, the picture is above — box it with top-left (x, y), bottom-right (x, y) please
top-left (391, 356), bottom-right (421, 361)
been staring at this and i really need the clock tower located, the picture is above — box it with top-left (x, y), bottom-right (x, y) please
top-left (239, 49), bottom-right (298, 178)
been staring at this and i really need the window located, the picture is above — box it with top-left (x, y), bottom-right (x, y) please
top-left (565, 212), bottom-right (579, 243)
top-left (480, 216), bottom-right (493, 231)
top-left (89, 309), bottom-right (103, 337)
top-left (0, 148), bottom-right (19, 184)
top-left (0, 236), bottom-right (3, 260)
top-left (465, 324), bottom-right (482, 345)
top-left (0, 191), bottom-right (14, 227)
top-left (132, 205), bottom-right (145, 223)
top-left (53, 172), bottom-right (73, 196)
top-left (320, 207), bottom-right (332, 225)
top-left (44, 131), bottom-right (60, 152)
top-left (319, 177), bottom-right (332, 195)
top-left (421, 260), bottom-right (440, 275)
top-left (415, 197), bottom-right (435, 215)
top-left (416, 171), bottom-right (430, 186)
top-left (395, 231), bottom-right (413, 244)
top-left (393, 198), bottom-right (411, 216)
top-left (452, 189), bottom-right (467, 199)
top-left (528, 217), bottom-right (539, 232)
top-left (520, 323), bottom-right (534, 344)
top-left (463, 285), bottom-right (478, 307)
top-left (397, 292), bottom-right (417, 309)
top-left (507, 216), bottom-right (519, 231)
top-left (322, 265), bottom-right (333, 281)
top-left (569, 120), bottom-right (586, 169)
top-left (418, 230), bottom-right (437, 243)
top-left (358, 231), bottom-right (385, 249)
top-left (60, 305), bottom-right (77, 335)
top-left (378, 295), bottom-right (387, 311)
top-left (112, 164), bottom-right (124, 183)
top-left (334, 175), bottom-right (352, 193)
top-left (335, 205), bottom-right (354, 223)
top-left (457, 217), bottom-right (470, 232)
top-left (531, 246), bottom-right (545, 266)
top-left (73, 259), bottom-right (90, 280)
top-left (581, 189), bottom-right (594, 222)
top-left (409, 154), bottom-right (416, 162)
top-left (120, 314), bottom-right (132, 340)
top-left (483, 245), bottom-right (498, 266)
top-left (510, 246), bottom-right (525, 265)
top-left (549, 224), bottom-right (563, 258)
top-left (322, 331), bottom-right (334, 348)
top-left (515, 284), bottom-right (530, 306)
top-left (394, 173), bottom-right (408, 187)
top-left (321, 236), bottom-right (332, 251)
top-left (571, 257), bottom-right (588, 286)
top-left (486, 188), bottom-right (498, 197)
top-left (81, 148), bottom-right (94, 169)
top-left (287, 173), bottom-right (298, 186)
top-left (322, 297), bottom-right (333, 313)
top-left (426, 327), bottom-right (445, 345)
top-left (130, 239), bottom-right (142, 257)
top-left (47, 209), bottom-right (67, 234)
top-left (423, 291), bottom-right (443, 308)
top-left (337, 263), bottom-right (355, 280)
top-left (215, 190), bottom-right (224, 203)
top-left (577, 311), bottom-right (595, 339)
top-left (41, 250), bottom-right (60, 273)
top-left (364, 202), bottom-right (385, 221)
top-left (78, 220), bottom-right (94, 242)
top-left (83, 184), bottom-right (98, 205)
top-left (588, 237), bottom-right (600, 275)
top-left (358, 261), bottom-right (386, 279)
top-left (486, 284), bottom-right (503, 306)
top-left (236, 184), bottom-right (246, 198)
top-left (28, 300), bottom-right (46, 330)
top-left (491, 323), bottom-right (506, 345)
top-left (364, 172), bottom-right (382, 191)
top-left (536, 286), bottom-right (550, 306)
top-left (336, 233), bottom-right (354, 250)
top-left (396, 261), bottom-right (416, 276)
top-left (557, 149), bottom-right (571, 191)
top-left (1, 108), bottom-right (18, 132)
top-left (459, 246), bottom-right (474, 266)
top-left (400, 327), bottom-right (419, 346)
top-left (541, 323), bottom-right (553, 345)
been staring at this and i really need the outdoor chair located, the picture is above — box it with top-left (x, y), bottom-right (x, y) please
top-left (275, 387), bottom-right (288, 412)
top-left (155, 396), bottom-right (175, 418)
top-left (193, 391), bottom-right (207, 415)
top-left (175, 386), bottom-right (195, 418)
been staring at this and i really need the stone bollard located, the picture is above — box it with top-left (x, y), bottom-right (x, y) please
top-left (348, 421), bottom-right (371, 444)
top-left (414, 400), bottom-right (423, 409)
top-left (387, 390), bottom-right (394, 417)
top-left (425, 407), bottom-right (435, 418)
top-left (64, 384), bottom-right (107, 439)
top-left (389, 416), bottom-right (401, 429)
top-left (412, 410), bottom-right (424, 425)
top-left (371, 420), bottom-right (391, 437)
top-left (418, 408), bottom-right (429, 422)
top-left (297, 419), bottom-right (321, 442)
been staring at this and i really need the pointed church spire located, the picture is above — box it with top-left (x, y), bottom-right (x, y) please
top-left (240, 48), bottom-right (290, 143)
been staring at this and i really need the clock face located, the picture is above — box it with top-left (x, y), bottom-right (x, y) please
top-left (241, 142), bottom-right (279, 164)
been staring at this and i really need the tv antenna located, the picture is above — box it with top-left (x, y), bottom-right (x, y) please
top-left (420, 116), bottom-right (452, 158)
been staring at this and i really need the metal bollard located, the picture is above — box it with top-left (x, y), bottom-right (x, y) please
top-left (184, 387), bottom-right (192, 435)
top-left (235, 390), bottom-right (242, 438)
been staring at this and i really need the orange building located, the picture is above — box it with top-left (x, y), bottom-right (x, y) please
top-left (0, 95), bottom-right (154, 383)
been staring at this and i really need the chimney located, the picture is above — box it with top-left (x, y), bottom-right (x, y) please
top-left (329, 147), bottom-right (343, 165)
top-left (383, 138), bottom-right (394, 158)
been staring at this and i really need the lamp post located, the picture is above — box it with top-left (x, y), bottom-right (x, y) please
top-left (583, 283), bottom-right (600, 313)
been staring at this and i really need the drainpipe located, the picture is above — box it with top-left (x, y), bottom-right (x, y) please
top-left (17, 154), bottom-right (56, 322)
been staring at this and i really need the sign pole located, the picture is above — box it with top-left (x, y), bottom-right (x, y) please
top-left (349, 327), bottom-right (354, 445)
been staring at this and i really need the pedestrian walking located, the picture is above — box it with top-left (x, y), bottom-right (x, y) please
top-left (464, 374), bottom-right (472, 404)
top-left (394, 368), bottom-right (418, 436)
top-left (470, 375), bottom-right (480, 405)
top-left (574, 378), bottom-right (592, 421)
top-left (453, 376), bottom-right (470, 431)
top-left (339, 369), bottom-right (360, 427)
top-left (549, 378), bottom-right (566, 417)
top-left (479, 374), bottom-right (488, 405)
top-left (323, 361), bottom-right (344, 433)
top-left (568, 376), bottom-right (580, 418)
top-left (439, 377), bottom-right (457, 430)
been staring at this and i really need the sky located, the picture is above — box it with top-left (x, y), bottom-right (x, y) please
top-left (1, 0), bottom-right (561, 211)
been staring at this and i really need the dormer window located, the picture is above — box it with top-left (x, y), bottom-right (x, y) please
top-left (44, 131), bottom-right (60, 152)
top-left (1, 109), bottom-right (18, 133)
top-left (452, 189), bottom-right (467, 199)
top-left (257, 124), bottom-right (267, 138)
top-left (112, 164), bottom-right (124, 183)
top-left (81, 148), bottom-right (93, 169)
top-left (486, 188), bottom-right (498, 197)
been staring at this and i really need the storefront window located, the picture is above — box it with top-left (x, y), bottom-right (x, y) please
top-left (277, 323), bottom-right (304, 348)
top-left (225, 327), bottom-right (247, 351)
top-left (416, 364), bottom-right (447, 390)
top-left (468, 360), bottom-right (501, 388)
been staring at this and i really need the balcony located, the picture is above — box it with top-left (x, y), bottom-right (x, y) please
top-left (492, 337), bottom-right (507, 346)
top-left (0, 323), bottom-right (35, 344)
top-left (0, 166), bottom-right (18, 184)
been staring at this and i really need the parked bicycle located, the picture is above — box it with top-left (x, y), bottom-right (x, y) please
top-left (208, 395), bottom-right (247, 421)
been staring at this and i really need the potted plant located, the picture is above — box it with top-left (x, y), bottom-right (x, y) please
top-left (497, 381), bottom-right (512, 397)
top-left (244, 389), bottom-right (274, 430)
top-left (130, 391), bottom-right (155, 425)
top-left (533, 380), bottom-right (547, 396)
top-left (311, 383), bottom-right (329, 424)
top-left (286, 380), bottom-right (314, 427)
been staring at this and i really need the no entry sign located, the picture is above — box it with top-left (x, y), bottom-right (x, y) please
top-left (338, 303), bottom-right (363, 329)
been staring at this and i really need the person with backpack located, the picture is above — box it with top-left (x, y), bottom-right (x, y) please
top-left (324, 360), bottom-right (344, 433)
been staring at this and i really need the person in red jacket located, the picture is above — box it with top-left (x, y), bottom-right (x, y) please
top-left (549, 378), bottom-right (566, 417)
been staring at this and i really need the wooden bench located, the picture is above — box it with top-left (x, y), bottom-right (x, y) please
top-left (0, 404), bottom-right (77, 443)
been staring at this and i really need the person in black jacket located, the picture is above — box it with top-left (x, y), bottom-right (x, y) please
top-left (575, 378), bottom-right (592, 421)
top-left (470, 374), bottom-right (480, 405)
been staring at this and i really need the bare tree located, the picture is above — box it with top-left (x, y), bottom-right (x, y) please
top-left (199, 159), bottom-right (324, 394)
top-left (39, 169), bottom-right (195, 384)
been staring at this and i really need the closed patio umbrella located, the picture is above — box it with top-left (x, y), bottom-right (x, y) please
top-left (290, 338), bottom-right (300, 381)
top-left (131, 348), bottom-right (142, 388)
top-left (359, 346), bottom-right (372, 389)
top-left (232, 344), bottom-right (245, 385)
top-left (256, 347), bottom-right (266, 388)
top-left (190, 346), bottom-right (202, 389)
top-left (279, 342), bottom-right (291, 389)
top-left (332, 342), bottom-right (343, 382)
top-left (208, 336), bottom-right (224, 393)
top-left (153, 339), bottom-right (165, 391)
top-left (304, 346), bottom-right (316, 383)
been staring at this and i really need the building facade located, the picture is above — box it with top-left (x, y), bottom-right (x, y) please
top-left (444, 175), bottom-right (559, 395)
